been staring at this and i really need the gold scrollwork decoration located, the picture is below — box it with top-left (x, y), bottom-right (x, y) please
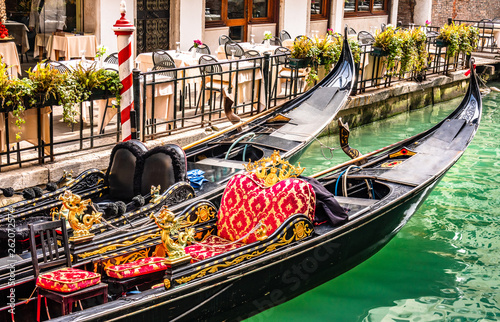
top-left (164, 279), bottom-right (171, 289)
top-left (100, 250), bottom-right (150, 271)
top-left (244, 151), bottom-right (305, 187)
top-left (175, 221), bottom-right (312, 285)
top-left (77, 232), bottom-right (160, 258)
top-left (187, 205), bottom-right (216, 225)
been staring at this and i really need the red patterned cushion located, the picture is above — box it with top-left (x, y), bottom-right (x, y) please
top-left (217, 173), bottom-right (316, 244)
top-left (105, 257), bottom-right (169, 279)
top-left (185, 235), bottom-right (244, 261)
top-left (36, 268), bottom-right (101, 293)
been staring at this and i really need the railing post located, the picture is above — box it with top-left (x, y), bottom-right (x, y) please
top-left (262, 52), bottom-right (271, 110)
top-left (448, 17), bottom-right (453, 25)
top-left (132, 68), bottom-right (141, 141)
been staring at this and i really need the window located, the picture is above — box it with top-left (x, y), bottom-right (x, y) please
top-left (205, 0), bottom-right (275, 25)
top-left (311, 0), bottom-right (328, 20)
top-left (205, 0), bottom-right (276, 42)
top-left (344, 0), bottom-right (388, 16)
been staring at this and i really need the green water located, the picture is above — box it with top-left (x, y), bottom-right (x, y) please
top-left (248, 83), bottom-right (500, 321)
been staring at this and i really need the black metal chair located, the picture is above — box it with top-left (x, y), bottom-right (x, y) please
top-left (295, 35), bottom-right (311, 42)
top-left (197, 55), bottom-right (229, 114)
top-left (272, 46), bottom-right (308, 98)
top-left (244, 50), bottom-right (261, 58)
top-left (218, 35), bottom-right (233, 46)
top-left (279, 30), bottom-right (291, 42)
top-left (477, 19), bottom-right (496, 51)
top-left (152, 50), bottom-right (176, 67)
top-left (104, 52), bottom-right (119, 64)
top-left (381, 23), bottom-right (387, 32)
top-left (29, 219), bottom-right (108, 321)
top-left (357, 31), bottom-right (375, 46)
top-left (188, 43), bottom-right (211, 55)
top-left (152, 60), bottom-right (177, 79)
top-left (262, 37), bottom-right (282, 46)
top-left (224, 42), bottom-right (245, 59)
top-left (348, 27), bottom-right (357, 36)
top-left (48, 61), bottom-right (70, 73)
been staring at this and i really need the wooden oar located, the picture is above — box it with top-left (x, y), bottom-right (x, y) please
top-left (311, 130), bottom-right (425, 179)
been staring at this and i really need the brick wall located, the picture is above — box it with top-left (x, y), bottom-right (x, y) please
top-left (397, 0), bottom-right (500, 27)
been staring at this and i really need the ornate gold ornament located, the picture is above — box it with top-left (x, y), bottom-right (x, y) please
top-left (164, 279), bottom-right (171, 289)
top-left (61, 170), bottom-right (75, 187)
top-left (77, 232), bottom-right (161, 258)
top-left (151, 206), bottom-right (195, 263)
top-left (244, 151), bottom-right (305, 187)
top-left (175, 221), bottom-right (312, 285)
top-left (389, 147), bottom-right (416, 159)
top-left (150, 185), bottom-right (162, 204)
top-left (51, 190), bottom-right (102, 243)
top-left (186, 205), bottom-right (216, 225)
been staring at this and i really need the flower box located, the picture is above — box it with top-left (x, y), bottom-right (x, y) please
top-left (371, 46), bottom-right (390, 57)
top-left (289, 58), bottom-right (311, 68)
top-left (435, 39), bottom-right (449, 48)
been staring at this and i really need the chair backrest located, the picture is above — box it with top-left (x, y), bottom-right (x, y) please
top-left (244, 50), bottom-right (261, 58)
top-left (381, 23), bottom-right (387, 32)
top-left (152, 50), bottom-right (176, 66)
top-left (105, 140), bottom-right (148, 201)
top-left (348, 27), bottom-right (357, 35)
top-left (224, 42), bottom-right (245, 59)
top-left (134, 144), bottom-right (187, 196)
top-left (198, 55), bottom-right (222, 74)
top-left (279, 30), bottom-right (291, 42)
top-left (263, 37), bottom-right (282, 46)
top-left (478, 19), bottom-right (494, 33)
top-left (274, 46), bottom-right (291, 65)
top-left (152, 60), bottom-right (177, 79)
top-left (48, 61), bottom-right (70, 73)
top-left (357, 31), bottom-right (375, 45)
top-left (29, 219), bottom-right (71, 279)
top-left (189, 43), bottom-right (211, 55)
top-left (104, 52), bottom-right (119, 64)
top-left (219, 35), bottom-right (233, 45)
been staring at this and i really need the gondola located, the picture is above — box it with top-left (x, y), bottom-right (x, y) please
top-left (9, 59), bottom-right (481, 321)
top-left (0, 31), bottom-right (355, 255)
top-left (0, 32), bottom-right (355, 318)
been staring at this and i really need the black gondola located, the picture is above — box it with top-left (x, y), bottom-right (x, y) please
top-left (18, 59), bottom-right (481, 321)
top-left (0, 32), bottom-right (356, 319)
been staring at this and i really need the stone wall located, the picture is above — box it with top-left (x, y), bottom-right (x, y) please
top-left (398, 0), bottom-right (500, 27)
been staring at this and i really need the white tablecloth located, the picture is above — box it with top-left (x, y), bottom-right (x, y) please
top-left (34, 33), bottom-right (52, 58)
top-left (47, 34), bottom-right (97, 61)
top-left (0, 41), bottom-right (21, 77)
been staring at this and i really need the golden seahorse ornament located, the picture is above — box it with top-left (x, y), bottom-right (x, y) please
top-left (151, 206), bottom-right (195, 260)
top-left (51, 190), bottom-right (102, 241)
top-left (338, 118), bottom-right (366, 165)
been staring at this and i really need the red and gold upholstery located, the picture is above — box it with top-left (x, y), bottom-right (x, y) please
top-left (36, 268), bottom-right (101, 293)
top-left (185, 173), bottom-right (316, 261)
top-left (217, 173), bottom-right (315, 244)
top-left (184, 235), bottom-right (245, 261)
top-left (105, 257), bottom-right (169, 279)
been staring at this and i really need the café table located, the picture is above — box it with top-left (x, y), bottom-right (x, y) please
top-left (0, 40), bottom-right (21, 77)
top-left (4, 20), bottom-right (29, 54)
top-left (46, 34), bottom-right (97, 61)
top-left (34, 33), bottom-right (52, 60)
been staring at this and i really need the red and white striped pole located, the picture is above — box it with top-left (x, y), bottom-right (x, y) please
top-left (113, 0), bottom-right (136, 141)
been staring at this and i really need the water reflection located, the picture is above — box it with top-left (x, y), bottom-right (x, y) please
top-left (248, 84), bottom-right (500, 321)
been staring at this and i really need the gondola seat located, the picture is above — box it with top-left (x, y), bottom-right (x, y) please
top-left (36, 268), bottom-right (102, 293)
top-left (105, 257), bottom-right (169, 279)
top-left (185, 172), bottom-right (316, 261)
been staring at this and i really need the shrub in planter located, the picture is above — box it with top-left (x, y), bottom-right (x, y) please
top-left (373, 25), bottom-right (402, 76)
top-left (399, 27), bottom-right (427, 76)
top-left (437, 23), bottom-right (478, 57)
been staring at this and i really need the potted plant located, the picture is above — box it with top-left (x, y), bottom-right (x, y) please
top-left (290, 36), bottom-right (313, 68)
top-left (399, 27), bottom-right (427, 77)
top-left (436, 23), bottom-right (460, 56)
top-left (373, 25), bottom-right (402, 76)
top-left (71, 63), bottom-right (122, 103)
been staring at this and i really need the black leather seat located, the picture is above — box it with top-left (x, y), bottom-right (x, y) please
top-left (134, 144), bottom-right (187, 196)
top-left (105, 140), bottom-right (148, 201)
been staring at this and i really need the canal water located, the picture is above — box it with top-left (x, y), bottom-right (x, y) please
top-left (247, 82), bottom-right (500, 321)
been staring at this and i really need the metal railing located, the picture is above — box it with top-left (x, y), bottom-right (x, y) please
top-left (450, 18), bottom-right (500, 53)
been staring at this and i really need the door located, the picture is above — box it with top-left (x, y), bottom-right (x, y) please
top-left (136, 0), bottom-right (170, 54)
top-left (226, 0), bottom-right (247, 42)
